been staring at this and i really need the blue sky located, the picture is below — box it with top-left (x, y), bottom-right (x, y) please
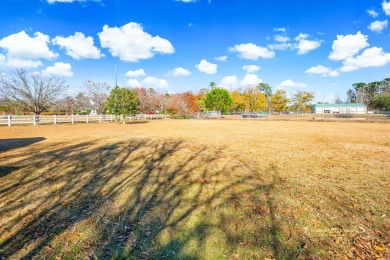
top-left (1, 0), bottom-right (390, 102)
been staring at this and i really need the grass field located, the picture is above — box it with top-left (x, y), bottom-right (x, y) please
top-left (0, 120), bottom-right (389, 259)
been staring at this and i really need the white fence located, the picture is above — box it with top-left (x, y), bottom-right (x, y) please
top-left (0, 114), bottom-right (166, 126)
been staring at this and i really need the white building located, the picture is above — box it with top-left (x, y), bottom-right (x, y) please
top-left (313, 103), bottom-right (367, 114)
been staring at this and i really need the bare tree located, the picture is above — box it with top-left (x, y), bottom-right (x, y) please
top-left (0, 69), bottom-right (67, 115)
top-left (82, 81), bottom-right (111, 114)
top-left (74, 92), bottom-right (90, 112)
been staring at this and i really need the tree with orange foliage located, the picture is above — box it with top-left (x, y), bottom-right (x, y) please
top-left (166, 91), bottom-right (199, 118)
top-left (134, 87), bottom-right (164, 113)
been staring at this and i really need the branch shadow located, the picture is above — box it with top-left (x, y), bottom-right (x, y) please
top-left (0, 137), bottom-right (45, 152)
top-left (0, 166), bottom-right (20, 178)
top-left (0, 136), bottom-right (300, 259)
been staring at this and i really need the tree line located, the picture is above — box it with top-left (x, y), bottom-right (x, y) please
top-left (346, 78), bottom-right (390, 110)
top-left (1, 69), bottom-right (317, 117)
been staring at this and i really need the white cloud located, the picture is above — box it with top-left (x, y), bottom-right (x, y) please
top-left (52, 32), bottom-right (103, 59)
top-left (383, 1), bottom-right (390, 15)
top-left (47, 0), bottom-right (101, 3)
top-left (340, 46), bottom-right (390, 72)
top-left (229, 43), bottom-right (275, 60)
top-left (279, 79), bottom-right (307, 88)
top-left (47, 0), bottom-right (81, 3)
top-left (294, 33), bottom-right (321, 55)
top-left (328, 31), bottom-right (369, 61)
top-left (195, 59), bottom-right (217, 74)
top-left (215, 55), bottom-right (227, 62)
top-left (274, 35), bottom-right (290, 43)
top-left (219, 75), bottom-right (239, 89)
top-left (268, 42), bottom-right (294, 51)
top-left (0, 54), bottom-right (5, 65)
top-left (0, 31), bottom-right (57, 60)
top-left (172, 67), bottom-right (191, 77)
top-left (305, 65), bottom-right (339, 77)
top-left (294, 33), bottom-right (309, 41)
top-left (42, 62), bottom-right (73, 77)
top-left (368, 20), bottom-right (388, 33)
top-left (125, 69), bottom-right (146, 78)
top-left (268, 32), bottom-right (320, 54)
top-left (127, 78), bottom-right (142, 88)
top-left (274, 27), bottom-right (286, 32)
top-left (143, 76), bottom-right (168, 88)
top-left (367, 9), bottom-right (379, 18)
top-left (5, 59), bottom-right (43, 68)
top-left (0, 31), bottom-right (57, 68)
top-left (98, 22), bottom-right (175, 62)
top-left (240, 73), bottom-right (262, 87)
top-left (242, 65), bottom-right (261, 73)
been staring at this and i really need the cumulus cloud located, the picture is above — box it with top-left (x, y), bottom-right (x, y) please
top-left (172, 67), bottom-right (191, 77)
top-left (219, 75), bottom-right (239, 89)
top-left (279, 79), bottom-right (307, 88)
top-left (143, 76), bottom-right (168, 88)
top-left (47, 0), bottom-right (101, 3)
top-left (52, 32), bottom-right (103, 59)
top-left (229, 43), bottom-right (275, 60)
top-left (0, 31), bottom-right (58, 59)
top-left (274, 27), bottom-right (286, 32)
top-left (240, 73), bottom-right (262, 87)
top-left (367, 9), bottom-right (379, 18)
top-left (6, 59), bottom-right (43, 68)
top-left (0, 31), bottom-right (57, 68)
top-left (195, 59), bottom-right (217, 74)
top-left (125, 69), bottom-right (146, 78)
top-left (383, 1), bottom-right (390, 15)
top-left (127, 78), bottom-right (142, 88)
top-left (305, 65), bottom-right (339, 77)
top-left (0, 54), bottom-right (5, 65)
top-left (328, 31), bottom-right (369, 61)
top-left (294, 33), bottom-right (321, 55)
top-left (214, 55), bottom-right (227, 62)
top-left (268, 42), bottom-right (294, 51)
top-left (268, 32), bottom-right (320, 54)
top-left (242, 65), bottom-right (261, 73)
top-left (98, 22), bottom-right (175, 62)
top-left (368, 20), bottom-right (388, 33)
top-left (340, 46), bottom-right (390, 72)
top-left (274, 35), bottom-right (290, 43)
top-left (42, 62), bottom-right (73, 77)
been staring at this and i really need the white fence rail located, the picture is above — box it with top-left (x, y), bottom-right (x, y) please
top-left (0, 114), bottom-right (166, 126)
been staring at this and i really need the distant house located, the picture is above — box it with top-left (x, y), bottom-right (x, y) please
top-left (313, 103), bottom-right (367, 114)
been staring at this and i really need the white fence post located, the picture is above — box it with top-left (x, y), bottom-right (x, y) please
top-left (8, 115), bottom-right (11, 127)
top-left (71, 115), bottom-right (74, 124)
top-left (86, 114), bottom-right (89, 124)
top-left (120, 115), bottom-right (123, 122)
top-left (110, 114), bottom-right (113, 122)
top-left (33, 115), bottom-right (36, 126)
top-left (54, 115), bottom-right (57, 125)
top-left (100, 115), bottom-right (102, 123)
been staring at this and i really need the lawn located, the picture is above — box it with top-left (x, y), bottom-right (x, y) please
top-left (0, 120), bottom-right (389, 259)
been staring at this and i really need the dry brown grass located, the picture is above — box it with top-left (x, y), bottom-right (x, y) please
top-left (0, 120), bottom-right (389, 259)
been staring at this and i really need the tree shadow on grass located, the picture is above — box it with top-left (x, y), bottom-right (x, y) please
top-left (0, 166), bottom-right (20, 178)
top-left (0, 136), bottom-right (300, 259)
top-left (0, 137), bottom-right (45, 152)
